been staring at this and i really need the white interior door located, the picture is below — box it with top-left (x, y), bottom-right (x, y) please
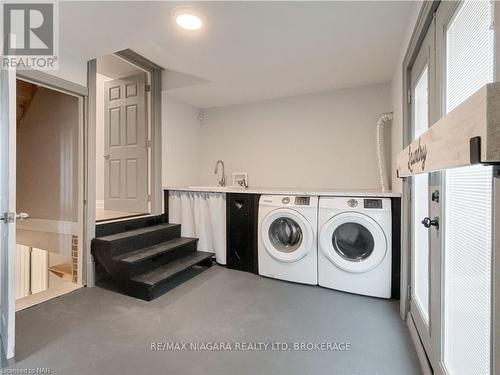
top-left (104, 73), bottom-right (148, 213)
top-left (0, 63), bottom-right (16, 361)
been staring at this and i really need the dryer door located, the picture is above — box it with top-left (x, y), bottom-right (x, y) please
top-left (320, 212), bottom-right (387, 273)
top-left (261, 208), bottom-right (314, 263)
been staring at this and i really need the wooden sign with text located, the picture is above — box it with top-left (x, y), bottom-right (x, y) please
top-left (397, 83), bottom-right (500, 178)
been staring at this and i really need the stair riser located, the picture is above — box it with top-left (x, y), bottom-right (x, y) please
top-left (91, 240), bottom-right (116, 276)
top-left (126, 257), bottom-right (213, 301)
top-left (125, 242), bottom-right (198, 278)
top-left (96, 215), bottom-right (165, 237)
top-left (110, 226), bottom-right (181, 256)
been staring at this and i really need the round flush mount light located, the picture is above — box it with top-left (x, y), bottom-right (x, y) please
top-left (175, 12), bottom-right (203, 31)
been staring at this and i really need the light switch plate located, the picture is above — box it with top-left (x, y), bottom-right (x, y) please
top-left (232, 172), bottom-right (248, 188)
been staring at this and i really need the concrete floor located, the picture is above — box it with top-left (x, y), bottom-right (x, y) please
top-left (10, 266), bottom-right (420, 375)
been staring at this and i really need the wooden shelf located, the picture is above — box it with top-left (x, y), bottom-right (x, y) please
top-left (48, 263), bottom-right (73, 281)
top-left (397, 82), bottom-right (500, 178)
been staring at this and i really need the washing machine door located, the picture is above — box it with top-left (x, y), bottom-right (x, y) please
top-left (320, 212), bottom-right (387, 273)
top-left (261, 208), bottom-right (314, 263)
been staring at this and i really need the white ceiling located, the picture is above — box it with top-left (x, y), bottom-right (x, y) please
top-left (97, 54), bottom-right (144, 79)
top-left (60, 1), bottom-right (415, 108)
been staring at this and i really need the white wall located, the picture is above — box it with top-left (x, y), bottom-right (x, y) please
top-left (17, 87), bottom-right (79, 221)
top-left (390, 3), bottom-right (422, 193)
top-left (198, 83), bottom-right (391, 190)
top-left (45, 53), bottom-right (88, 87)
top-left (162, 94), bottom-right (202, 187)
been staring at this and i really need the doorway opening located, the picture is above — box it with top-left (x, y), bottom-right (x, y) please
top-left (15, 79), bottom-right (83, 311)
top-left (95, 54), bottom-right (152, 222)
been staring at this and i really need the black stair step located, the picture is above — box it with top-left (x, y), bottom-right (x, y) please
top-left (131, 251), bottom-right (213, 288)
top-left (94, 223), bottom-right (181, 256)
top-left (97, 223), bottom-right (178, 242)
top-left (114, 237), bottom-right (197, 264)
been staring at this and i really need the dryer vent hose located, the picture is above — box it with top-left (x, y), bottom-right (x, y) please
top-left (376, 112), bottom-right (393, 192)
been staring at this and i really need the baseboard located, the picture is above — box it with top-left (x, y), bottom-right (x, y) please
top-left (0, 338), bottom-right (5, 368)
top-left (16, 283), bottom-right (81, 312)
top-left (0, 337), bottom-right (14, 368)
top-left (407, 315), bottom-right (433, 375)
top-left (96, 200), bottom-right (104, 209)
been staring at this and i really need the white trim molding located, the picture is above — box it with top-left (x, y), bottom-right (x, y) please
top-left (16, 218), bottom-right (78, 236)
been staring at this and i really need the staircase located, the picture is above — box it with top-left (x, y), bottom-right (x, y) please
top-left (91, 216), bottom-right (213, 301)
top-left (16, 80), bottom-right (38, 128)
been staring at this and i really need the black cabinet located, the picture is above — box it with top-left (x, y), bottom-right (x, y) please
top-left (391, 197), bottom-right (401, 300)
top-left (226, 193), bottom-right (260, 274)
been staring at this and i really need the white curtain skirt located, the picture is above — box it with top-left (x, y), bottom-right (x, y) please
top-left (168, 191), bottom-right (227, 264)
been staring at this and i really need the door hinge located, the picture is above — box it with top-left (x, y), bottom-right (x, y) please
top-left (493, 165), bottom-right (500, 179)
top-left (145, 84), bottom-right (151, 93)
top-left (407, 89), bottom-right (412, 104)
top-left (407, 285), bottom-right (412, 300)
top-left (0, 212), bottom-right (15, 223)
top-left (146, 139), bottom-right (152, 148)
top-left (147, 194), bottom-right (152, 202)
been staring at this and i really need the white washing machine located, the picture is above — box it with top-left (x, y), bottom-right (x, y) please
top-left (318, 196), bottom-right (392, 298)
top-left (258, 195), bottom-right (318, 285)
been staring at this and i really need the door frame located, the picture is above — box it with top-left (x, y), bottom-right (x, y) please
top-left (493, 165), bottom-right (500, 375)
top-left (16, 70), bottom-right (87, 288)
top-left (0, 61), bottom-right (16, 365)
top-left (86, 50), bottom-right (163, 286)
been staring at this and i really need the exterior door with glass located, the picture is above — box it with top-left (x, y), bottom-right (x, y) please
top-left (409, 20), bottom-right (442, 370)
top-left (436, 1), bottom-right (495, 373)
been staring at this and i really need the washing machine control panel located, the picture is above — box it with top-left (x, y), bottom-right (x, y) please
top-left (294, 196), bottom-right (310, 205)
top-left (280, 196), bottom-right (310, 205)
top-left (364, 199), bottom-right (383, 209)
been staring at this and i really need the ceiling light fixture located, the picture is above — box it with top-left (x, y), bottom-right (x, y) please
top-left (175, 13), bottom-right (203, 31)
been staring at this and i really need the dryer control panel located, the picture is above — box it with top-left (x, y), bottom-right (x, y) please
top-left (260, 195), bottom-right (318, 208)
top-left (364, 199), bottom-right (383, 209)
top-left (294, 196), bottom-right (310, 205)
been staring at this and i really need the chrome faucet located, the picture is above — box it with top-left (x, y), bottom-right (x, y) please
top-left (214, 160), bottom-right (226, 187)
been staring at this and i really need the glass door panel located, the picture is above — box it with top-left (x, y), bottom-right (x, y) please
top-left (412, 67), bottom-right (430, 324)
top-left (442, 1), bottom-right (494, 373)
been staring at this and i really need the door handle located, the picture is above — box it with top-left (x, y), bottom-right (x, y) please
top-left (103, 154), bottom-right (110, 160)
top-left (421, 217), bottom-right (439, 230)
top-left (16, 213), bottom-right (29, 221)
